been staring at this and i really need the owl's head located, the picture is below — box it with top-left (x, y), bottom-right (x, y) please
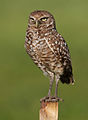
top-left (28, 10), bottom-right (56, 29)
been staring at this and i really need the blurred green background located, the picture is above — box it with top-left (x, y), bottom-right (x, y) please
top-left (0, 0), bottom-right (88, 119)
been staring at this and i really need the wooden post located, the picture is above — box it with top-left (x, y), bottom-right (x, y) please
top-left (40, 101), bottom-right (58, 120)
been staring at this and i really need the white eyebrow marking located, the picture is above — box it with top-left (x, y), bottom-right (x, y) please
top-left (29, 16), bottom-right (36, 20)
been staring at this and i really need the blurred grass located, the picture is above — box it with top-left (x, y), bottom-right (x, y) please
top-left (0, 0), bottom-right (88, 119)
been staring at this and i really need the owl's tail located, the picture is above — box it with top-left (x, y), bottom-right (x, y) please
top-left (60, 75), bottom-right (74, 85)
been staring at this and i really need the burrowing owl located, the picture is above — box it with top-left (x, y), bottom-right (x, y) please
top-left (25, 10), bottom-right (74, 101)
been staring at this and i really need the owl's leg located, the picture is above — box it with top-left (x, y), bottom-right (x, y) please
top-left (55, 76), bottom-right (59, 97)
top-left (40, 72), bottom-right (54, 102)
top-left (54, 75), bottom-right (63, 102)
top-left (48, 73), bottom-right (54, 97)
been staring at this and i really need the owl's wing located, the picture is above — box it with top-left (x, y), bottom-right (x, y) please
top-left (48, 33), bottom-right (74, 84)
top-left (47, 33), bottom-right (71, 62)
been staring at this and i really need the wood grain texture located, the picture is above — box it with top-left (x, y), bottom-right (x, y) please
top-left (40, 101), bottom-right (58, 120)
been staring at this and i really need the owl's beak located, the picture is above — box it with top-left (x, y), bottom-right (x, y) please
top-left (35, 21), bottom-right (39, 28)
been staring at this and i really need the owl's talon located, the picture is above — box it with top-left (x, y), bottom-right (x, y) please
top-left (40, 96), bottom-right (63, 102)
top-left (54, 96), bottom-right (64, 102)
top-left (40, 96), bottom-right (49, 102)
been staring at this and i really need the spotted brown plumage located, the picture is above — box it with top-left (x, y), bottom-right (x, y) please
top-left (25, 10), bottom-right (74, 101)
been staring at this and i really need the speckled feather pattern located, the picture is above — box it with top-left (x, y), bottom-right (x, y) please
top-left (25, 10), bottom-right (74, 84)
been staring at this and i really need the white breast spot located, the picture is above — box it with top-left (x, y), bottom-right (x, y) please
top-left (60, 37), bottom-right (63, 40)
top-left (55, 41), bottom-right (58, 44)
top-left (28, 41), bottom-right (31, 44)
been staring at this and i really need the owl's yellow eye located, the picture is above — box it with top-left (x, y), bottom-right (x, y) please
top-left (40, 17), bottom-right (48, 22)
top-left (41, 18), bottom-right (47, 21)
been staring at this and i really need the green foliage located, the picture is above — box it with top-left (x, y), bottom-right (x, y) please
top-left (0, 0), bottom-right (88, 119)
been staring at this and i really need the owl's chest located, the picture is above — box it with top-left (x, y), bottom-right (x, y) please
top-left (28, 31), bottom-right (54, 57)
top-left (31, 37), bottom-right (51, 57)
